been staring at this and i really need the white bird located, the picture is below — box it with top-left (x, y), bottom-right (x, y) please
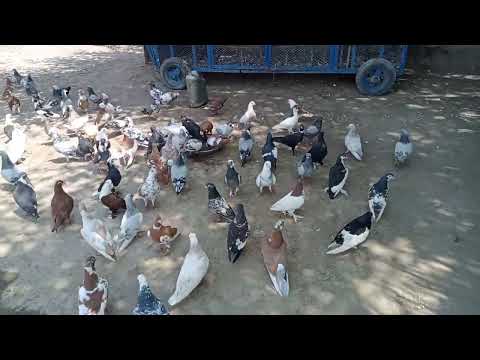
top-left (78, 256), bottom-right (108, 315)
top-left (344, 123), bottom-right (363, 160)
top-left (394, 129), bottom-right (413, 166)
top-left (168, 233), bottom-right (209, 307)
top-left (6, 125), bottom-right (26, 164)
top-left (272, 106), bottom-right (299, 133)
top-left (238, 101), bottom-right (256, 128)
top-left (256, 160), bottom-right (276, 193)
top-left (287, 99), bottom-right (298, 116)
top-left (79, 201), bottom-right (117, 262)
top-left (270, 180), bottom-right (305, 223)
top-left (114, 194), bottom-right (143, 255)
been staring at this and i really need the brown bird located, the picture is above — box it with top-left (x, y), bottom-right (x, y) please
top-left (99, 179), bottom-right (126, 218)
top-left (51, 180), bottom-right (74, 232)
top-left (208, 96), bottom-right (228, 116)
top-left (147, 215), bottom-right (180, 255)
top-left (261, 219), bottom-right (289, 297)
top-left (200, 119), bottom-right (214, 137)
top-left (2, 78), bottom-right (13, 100)
top-left (6, 93), bottom-right (20, 113)
top-left (78, 256), bottom-right (108, 315)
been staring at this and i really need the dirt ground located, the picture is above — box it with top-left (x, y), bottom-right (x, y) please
top-left (0, 45), bottom-right (479, 315)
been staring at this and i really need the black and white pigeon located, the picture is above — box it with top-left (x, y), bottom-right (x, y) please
top-left (394, 129), bottom-right (413, 167)
top-left (286, 99), bottom-right (298, 117)
top-left (324, 153), bottom-right (349, 199)
top-left (227, 204), bottom-right (249, 263)
top-left (169, 153), bottom-right (188, 195)
top-left (24, 75), bottom-right (38, 97)
top-left (95, 159), bottom-right (122, 196)
top-left (60, 88), bottom-right (73, 117)
top-left (297, 152), bottom-right (314, 179)
top-left (94, 129), bottom-right (111, 163)
top-left (181, 116), bottom-right (205, 141)
top-left (224, 159), bottom-right (241, 197)
top-left (87, 87), bottom-right (103, 104)
top-left (132, 274), bottom-right (169, 315)
top-left (239, 129), bottom-right (254, 167)
top-left (326, 211), bottom-right (374, 255)
top-left (308, 131), bottom-right (328, 168)
top-left (206, 182), bottom-right (235, 223)
top-left (272, 124), bottom-right (305, 156)
top-left (12, 69), bottom-right (24, 85)
top-left (13, 174), bottom-right (39, 221)
top-left (0, 150), bottom-right (27, 185)
top-left (304, 117), bottom-right (323, 141)
top-left (32, 95), bottom-right (60, 118)
top-left (262, 131), bottom-right (278, 171)
top-left (368, 173), bottom-right (395, 223)
top-left (52, 85), bottom-right (71, 99)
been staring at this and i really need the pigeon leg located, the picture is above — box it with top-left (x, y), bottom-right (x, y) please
top-left (340, 189), bottom-right (349, 197)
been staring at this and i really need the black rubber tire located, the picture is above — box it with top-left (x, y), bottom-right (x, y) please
top-left (157, 57), bottom-right (190, 90)
top-left (355, 58), bottom-right (397, 96)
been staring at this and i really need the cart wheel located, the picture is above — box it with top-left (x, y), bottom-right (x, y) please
top-left (158, 57), bottom-right (190, 90)
top-left (355, 58), bottom-right (397, 96)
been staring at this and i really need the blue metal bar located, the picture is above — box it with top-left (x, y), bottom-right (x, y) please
top-left (169, 46), bottom-right (175, 58)
top-left (207, 45), bottom-right (215, 67)
top-left (398, 45), bottom-right (409, 75)
top-left (379, 46), bottom-right (385, 58)
top-left (351, 46), bottom-right (357, 69)
top-left (329, 45), bottom-right (338, 71)
top-left (265, 45), bottom-right (272, 68)
top-left (192, 46), bottom-right (197, 67)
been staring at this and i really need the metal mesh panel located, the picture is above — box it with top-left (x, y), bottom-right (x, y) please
top-left (194, 45), bottom-right (208, 66)
top-left (355, 45), bottom-right (382, 66)
top-left (214, 45), bottom-right (264, 66)
top-left (174, 45), bottom-right (193, 65)
top-left (337, 45), bottom-right (354, 68)
top-left (383, 45), bottom-right (403, 71)
top-left (272, 45), bottom-right (330, 68)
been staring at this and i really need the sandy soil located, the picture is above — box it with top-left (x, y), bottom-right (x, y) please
top-left (0, 45), bottom-right (479, 315)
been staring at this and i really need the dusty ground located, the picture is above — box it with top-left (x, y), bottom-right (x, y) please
top-left (0, 45), bottom-right (479, 315)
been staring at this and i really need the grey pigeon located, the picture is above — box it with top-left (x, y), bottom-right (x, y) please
top-left (297, 152), bottom-right (314, 179)
top-left (0, 150), bottom-right (27, 185)
top-left (132, 274), bottom-right (169, 315)
top-left (25, 75), bottom-right (38, 97)
top-left (368, 173), bottom-right (395, 223)
top-left (304, 117), bottom-right (323, 140)
top-left (169, 154), bottom-right (188, 195)
top-left (239, 129), bottom-right (254, 167)
top-left (394, 129), bottom-right (413, 166)
top-left (215, 121), bottom-right (234, 138)
top-left (13, 174), bottom-right (39, 220)
top-left (224, 160), bottom-right (241, 197)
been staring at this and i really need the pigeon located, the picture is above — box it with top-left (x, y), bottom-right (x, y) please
top-left (24, 75), bottom-right (38, 97)
top-left (297, 152), bottom-right (314, 179)
top-left (52, 85), bottom-right (71, 99)
top-left (13, 174), bottom-right (39, 221)
top-left (272, 124), bottom-right (304, 155)
top-left (87, 87), bottom-right (103, 104)
top-left (95, 159), bottom-right (121, 196)
top-left (227, 204), bottom-right (249, 263)
top-left (47, 127), bottom-right (86, 162)
top-left (270, 179), bottom-right (305, 223)
top-left (326, 211), bottom-right (374, 255)
top-left (394, 129), bottom-right (413, 166)
top-left (256, 160), bottom-right (276, 194)
top-left (324, 153), bottom-right (349, 199)
top-left (239, 129), bottom-right (254, 167)
top-left (6, 93), bottom-right (20, 113)
top-left (77, 89), bottom-right (89, 112)
top-left (161, 132), bottom-right (180, 162)
top-left (136, 165), bottom-right (160, 208)
top-left (147, 215), bottom-right (180, 255)
top-left (78, 256), bottom-right (108, 315)
top-left (308, 131), bottom-right (328, 167)
top-left (99, 179), bottom-right (126, 219)
top-left (94, 128), bottom-right (111, 163)
top-left (238, 101), bottom-right (256, 128)
top-left (272, 106), bottom-right (299, 133)
top-left (79, 201), bottom-right (116, 262)
top-left (368, 173), bottom-right (395, 223)
top-left (4, 114), bottom-right (14, 141)
top-left (146, 126), bottom-right (166, 159)
top-left (215, 121), bottom-right (234, 138)
top-left (185, 138), bottom-right (203, 152)
top-left (77, 136), bottom-right (95, 159)
top-left (200, 120), bottom-right (214, 136)
top-left (12, 69), bottom-right (24, 85)
top-left (262, 131), bottom-right (278, 171)
top-left (114, 194), bottom-right (143, 254)
top-left (304, 117), bottom-right (323, 140)
top-left (32, 95), bottom-right (60, 118)
top-left (51, 180), bottom-right (74, 232)
top-left (133, 274), bottom-right (169, 315)
top-left (181, 116), bottom-right (204, 141)
top-left (208, 96), bottom-right (229, 116)
top-left (261, 220), bottom-right (289, 297)
top-left (7, 125), bottom-right (26, 164)
top-left (224, 159), bottom-right (241, 197)
top-left (286, 99), bottom-right (298, 117)
top-left (169, 153), bottom-right (188, 195)
top-left (0, 150), bottom-right (27, 185)
top-left (168, 233), bottom-right (209, 307)
top-left (345, 123), bottom-right (363, 161)
top-left (172, 126), bottom-right (189, 152)
top-left (206, 182), bottom-right (235, 223)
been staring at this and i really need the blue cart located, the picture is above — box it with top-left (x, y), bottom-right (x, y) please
top-left (145, 45), bottom-right (408, 96)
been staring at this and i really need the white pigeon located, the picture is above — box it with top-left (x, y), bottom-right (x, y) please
top-left (256, 160), bottom-right (276, 193)
top-left (272, 106), bottom-right (299, 133)
top-left (168, 233), bottom-right (209, 307)
top-left (7, 125), bottom-right (26, 164)
top-left (394, 129), bottom-right (413, 166)
top-left (114, 194), bottom-right (143, 255)
top-left (270, 180), bottom-right (305, 223)
top-left (238, 101), bottom-right (256, 128)
top-left (344, 123), bottom-right (363, 160)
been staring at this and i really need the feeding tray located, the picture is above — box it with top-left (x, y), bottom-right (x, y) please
top-left (185, 138), bottom-right (229, 157)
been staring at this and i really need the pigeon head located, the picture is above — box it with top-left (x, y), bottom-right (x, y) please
top-left (384, 173), bottom-right (396, 182)
top-left (54, 180), bottom-right (65, 193)
top-left (305, 152), bottom-right (312, 160)
top-left (298, 124), bottom-right (305, 132)
top-left (248, 101), bottom-right (256, 108)
top-left (242, 129), bottom-right (252, 139)
top-left (153, 216), bottom-right (163, 229)
top-left (227, 159), bottom-right (235, 168)
top-left (189, 233), bottom-right (199, 248)
top-left (205, 183), bottom-right (220, 199)
top-left (84, 256), bottom-right (96, 271)
top-left (137, 273), bottom-right (148, 288)
top-left (287, 99), bottom-right (297, 108)
top-left (274, 219), bottom-right (285, 232)
top-left (399, 129), bottom-right (410, 143)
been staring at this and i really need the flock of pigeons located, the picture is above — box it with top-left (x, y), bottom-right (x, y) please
top-left (1, 68), bottom-right (414, 315)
